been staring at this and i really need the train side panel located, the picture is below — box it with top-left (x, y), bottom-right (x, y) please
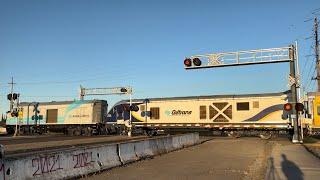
top-left (138, 96), bottom-right (287, 125)
top-left (6, 100), bottom-right (108, 135)
top-left (6, 101), bottom-right (100, 126)
top-left (110, 93), bottom-right (289, 130)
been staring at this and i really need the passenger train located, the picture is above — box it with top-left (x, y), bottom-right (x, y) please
top-left (6, 91), bottom-right (320, 138)
top-left (108, 90), bottom-right (320, 137)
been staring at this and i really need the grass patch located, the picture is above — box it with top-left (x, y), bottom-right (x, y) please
top-left (304, 137), bottom-right (319, 144)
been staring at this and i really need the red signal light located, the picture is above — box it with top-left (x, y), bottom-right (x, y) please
top-left (193, 58), bottom-right (202, 66)
top-left (283, 103), bottom-right (292, 111)
top-left (11, 111), bottom-right (18, 117)
top-left (184, 58), bottom-right (192, 67)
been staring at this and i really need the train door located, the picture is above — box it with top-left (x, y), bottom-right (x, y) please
top-left (312, 96), bottom-right (320, 127)
top-left (47, 109), bottom-right (58, 123)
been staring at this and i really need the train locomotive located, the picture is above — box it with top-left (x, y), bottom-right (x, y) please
top-left (5, 100), bottom-right (114, 135)
top-left (107, 91), bottom-right (296, 138)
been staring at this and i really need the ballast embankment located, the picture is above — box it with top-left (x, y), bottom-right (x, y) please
top-left (0, 133), bottom-right (199, 180)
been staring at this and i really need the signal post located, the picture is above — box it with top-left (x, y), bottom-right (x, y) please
top-left (79, 86), bottom-right (135, 137)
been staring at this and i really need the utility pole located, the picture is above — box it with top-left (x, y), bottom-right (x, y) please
top-left (315, 17), bottom-right (320, 92)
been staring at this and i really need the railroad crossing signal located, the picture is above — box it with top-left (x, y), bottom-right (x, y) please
top-left (295, 103), bottom-right (304, 112)
top-left (129, 104), bottom-right (139, 112)
top-left (184, 46), bottom-right (293, 69)
top-left (7, 93), bottom-right (19, 101)
top-left (287, 75), bottom-right (300, 88)
top-left (283, 103), bottom-right (304, 112)
top-left (184, 44), bottom-right (302, 143)
top-left (284, 103), bottom-right (293, 111)
top-left (10, 110), bottom-right (18, 117)
top-left (31, 115), bottom-right (43, 120)
top-left (79, 86), bottom-right (133, 100)
top-left (79, 85), bottom-right (134, 137)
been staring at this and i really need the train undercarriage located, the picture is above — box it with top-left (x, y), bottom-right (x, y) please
top-left (5, 123), bottom-right (320, 140)
top-left (5, 123), bottom-right (120, 136)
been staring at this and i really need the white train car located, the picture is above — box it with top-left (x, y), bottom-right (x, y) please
top-left (108, 91), bottom-right (291, 137)
top-left (6, 100), bottom-right (109, 135)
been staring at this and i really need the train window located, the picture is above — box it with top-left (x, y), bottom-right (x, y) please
top-left (253, 101), bottom-right (259, 108)
top-left (317, 106), bottom-right (320, 115)
top-left (150, 107), bottom-right (160, 119)
top-left (237, 102), bottom-right (249, 111)
top-left (200, 106), bottom-right (206, 119)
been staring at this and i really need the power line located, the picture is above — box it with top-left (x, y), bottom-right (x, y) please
top-left (304, 59), bottom-right (315, 83)
top-left (301, 49), bottom-right (313, 78)
top-left (305, 67), bottom-right (316, 91)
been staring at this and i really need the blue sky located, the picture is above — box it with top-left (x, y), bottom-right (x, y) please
top-left (0, 0), bottom-right (319, 113)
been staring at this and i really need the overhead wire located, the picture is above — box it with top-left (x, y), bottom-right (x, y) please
top-left (310, 80), bottom-right (316, 92)
top-left (305, 67), bottom-right (316, 92)
top-left (301, 45), bottom-right (314, 77)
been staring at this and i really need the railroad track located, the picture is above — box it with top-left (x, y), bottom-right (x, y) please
top-left (0, 134), bottom-right (150, 157)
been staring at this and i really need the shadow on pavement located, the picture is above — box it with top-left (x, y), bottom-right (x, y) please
top-left (266, 154), bottom-right (304, 180)
top-left (281, 154), bottom-right (304, 180)
top-left (266, 157), bottom-right (280, 180)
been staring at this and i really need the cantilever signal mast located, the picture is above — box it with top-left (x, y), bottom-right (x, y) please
top-left (183, 45), bottom-right (302, 143)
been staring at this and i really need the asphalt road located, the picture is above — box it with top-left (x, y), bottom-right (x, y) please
top-left (84, 137), bottom-right (271, 180)
top-left (83, 137), bottom-right (320, 180)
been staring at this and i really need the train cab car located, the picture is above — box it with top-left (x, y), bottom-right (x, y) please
top-left (6, 100), bottom-right (108, 135)
top-left (301, 92), bottom-right (320, 134)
